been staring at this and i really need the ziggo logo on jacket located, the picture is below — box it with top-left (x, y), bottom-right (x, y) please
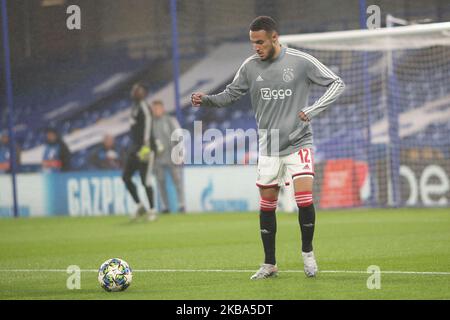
top-left (260, 88), bottom-right (293, 100)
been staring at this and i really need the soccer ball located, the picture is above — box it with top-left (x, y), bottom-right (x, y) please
top-left (98, 258), bottom-right (133, 292)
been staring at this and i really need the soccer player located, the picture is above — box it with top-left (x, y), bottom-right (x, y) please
top-left (191, 16), bottom-right (345, 279)
top-left (122, 83), bottom-right (157, 221)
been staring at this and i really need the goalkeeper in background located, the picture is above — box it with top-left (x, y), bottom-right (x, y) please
top-left (192, 16), bottom-right (345, 279)
top-left (122, 83), bottom-right (158, 221)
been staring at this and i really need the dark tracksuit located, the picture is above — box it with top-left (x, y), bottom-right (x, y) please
top-left (122, 100), bottom-right (156, 209)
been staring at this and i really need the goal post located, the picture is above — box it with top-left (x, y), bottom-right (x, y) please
top-left (280, 22), bottom-right (450, 208)
top-left (280, 22), bottom-right (450, 50)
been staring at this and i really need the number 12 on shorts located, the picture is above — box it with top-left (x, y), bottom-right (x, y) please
top-left (298, 148), bottom-right (311, 164)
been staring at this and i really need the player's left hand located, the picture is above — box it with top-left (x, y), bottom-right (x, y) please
top-left (155, 139), bottom-right (165, 154)
top-left (298, 111), bottom-right (310, 122)
top-left (137, 145), bottom-right (151, 162)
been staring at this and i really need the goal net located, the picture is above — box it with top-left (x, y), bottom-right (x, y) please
top-left (280, 22), bottom-right (450, 208)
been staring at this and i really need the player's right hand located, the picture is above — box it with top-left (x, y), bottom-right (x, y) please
top-left (191, 92), bottom-right (204, 107)
top-left (298, 111), bottom-right (310, 122)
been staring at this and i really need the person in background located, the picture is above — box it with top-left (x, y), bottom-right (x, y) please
top-left (151, 100), bottom-right (186, 214)
top-left (42, 127), bottom-right (71, 172)
top-left (0, 131), bottom-right (21, 174)
top-left (122, 83), bottom-right (158, 221)
top-left (89, 134), bottom-right (123, 170)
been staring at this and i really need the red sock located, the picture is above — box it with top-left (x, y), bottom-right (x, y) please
top-left (295, 191), bottom-right (313, 207)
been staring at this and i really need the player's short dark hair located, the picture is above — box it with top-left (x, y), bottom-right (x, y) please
top-left (133, 82), bottom-right (147, 92)
top-left (151, 100), bottom-right (164, 106)
top-left (45, 127), bottom-right (58, 134)
top-left (249, 16), bottom-right (279, 34)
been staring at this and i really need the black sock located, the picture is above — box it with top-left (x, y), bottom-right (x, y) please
top-left (145, 186), bottom-right (154, 209)
top-left (298, 204), bottom-right (316, 253)
top-left (260, 210), bottom-right (277, 265)
top-left (123, 177), bottom-right (140, 204)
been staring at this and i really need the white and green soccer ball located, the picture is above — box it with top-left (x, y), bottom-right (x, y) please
top-left (98, 258), bottom-right (133, 292)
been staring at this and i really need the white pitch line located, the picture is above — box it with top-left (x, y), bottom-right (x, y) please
top-left (1, 269), bottom-right (450, 275)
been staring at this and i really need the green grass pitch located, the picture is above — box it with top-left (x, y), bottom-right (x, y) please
top-left (0, 208), bottom-right (448, 300)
